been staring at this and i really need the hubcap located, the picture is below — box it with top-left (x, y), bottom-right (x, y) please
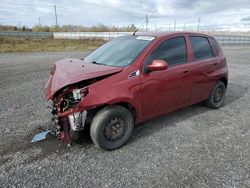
top-left (214, 88), bottom-right (223, 103)
top-left (104, 116), bottom-right (125, 141)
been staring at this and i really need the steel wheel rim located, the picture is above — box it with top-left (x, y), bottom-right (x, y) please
top-left (104, 116), bottom-right (125, 141)
top-left (214, 87), bottom-right (223, 103)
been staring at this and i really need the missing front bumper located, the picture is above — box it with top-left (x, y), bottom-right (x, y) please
top-left (68, 111), bottom-right (87, 132)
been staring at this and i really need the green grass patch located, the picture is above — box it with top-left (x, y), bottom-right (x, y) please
top-left (0, 37), bottom-right (106, 52)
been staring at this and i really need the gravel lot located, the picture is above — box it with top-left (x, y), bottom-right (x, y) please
top-left (0, 47), bottom-right (250, 187)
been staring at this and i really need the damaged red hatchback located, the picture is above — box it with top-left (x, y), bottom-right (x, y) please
top-left (45, 32), bottom-right (228, 150)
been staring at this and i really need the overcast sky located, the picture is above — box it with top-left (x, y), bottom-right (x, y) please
top-left (1, 0), bottom-right (250, 31)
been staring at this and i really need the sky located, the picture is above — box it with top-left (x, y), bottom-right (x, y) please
top-left (1, 0), bottom-right (250, 31)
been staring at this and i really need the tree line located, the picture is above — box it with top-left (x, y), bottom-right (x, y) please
top-left (0, 24), bottom-right (137, 32)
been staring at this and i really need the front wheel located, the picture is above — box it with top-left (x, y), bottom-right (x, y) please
top-left (205, 81), bottom-right (226, 109)
top-left (90, 106), bottom-right (134, 150)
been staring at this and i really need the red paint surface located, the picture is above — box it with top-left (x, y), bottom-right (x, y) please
top-left (45, 58), bottom-right (124, 99)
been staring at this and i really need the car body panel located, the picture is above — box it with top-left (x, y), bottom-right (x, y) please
top-left (45, 58), bottom-right (124, 99)
top-left (140, 62), bottom-right (193, 120)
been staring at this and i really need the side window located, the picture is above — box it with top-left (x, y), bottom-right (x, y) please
top-left (146, 36), bottom-right (187, 67)
top-left (209, 37), bottom-right (221, 56)
top-left (190, 36), bottom-right (214, 60)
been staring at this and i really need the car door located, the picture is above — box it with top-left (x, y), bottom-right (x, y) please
top-left (189, 36), bottom-right (218, 102)
top-left (140, 36), bottom-right (193, 119)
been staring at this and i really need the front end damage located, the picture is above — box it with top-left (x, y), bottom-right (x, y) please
top-left (48, 87), bottom-right (90, 145)
top-left (31, 58), bottom-right (124, 144)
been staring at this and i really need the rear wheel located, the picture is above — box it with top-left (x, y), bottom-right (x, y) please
top-left (90, 106), bottom-right (134, 150)
top-left (205, 81), bottom-right (226, 109)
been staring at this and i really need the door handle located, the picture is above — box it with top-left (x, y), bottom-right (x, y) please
top-left (213, 62), bottom-right (218, 65)
top-left (182, 70), bottom-right (189, 74)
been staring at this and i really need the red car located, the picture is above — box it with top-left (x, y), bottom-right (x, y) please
top-left (45, 32), bottom-right (228, 150)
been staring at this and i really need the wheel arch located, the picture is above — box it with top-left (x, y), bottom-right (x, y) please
top-left (219, 77), bottom-right (228, 88)
top-left (86, 101), bottom-right (137, 123)
top-left (113, 102), bottom-right (137, 120)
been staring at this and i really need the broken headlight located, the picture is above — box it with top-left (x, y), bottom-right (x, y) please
top-left (72, 89), bottom-right (81, 100)
top-left (72, 87), bottom-right (89, 100)
top-left (59, 87), bottom-right (89, 113)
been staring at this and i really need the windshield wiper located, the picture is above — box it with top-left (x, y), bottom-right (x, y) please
top-left (81, 58), bottom-right (107, 66)
top-left (91, 61), bottom-right (107, 66)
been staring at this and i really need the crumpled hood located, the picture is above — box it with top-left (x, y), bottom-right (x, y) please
top-left (45, 58), bottom-right (124, 99)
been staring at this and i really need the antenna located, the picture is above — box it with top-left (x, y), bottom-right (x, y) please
top-left (133, 9), bottom-right (157, 35)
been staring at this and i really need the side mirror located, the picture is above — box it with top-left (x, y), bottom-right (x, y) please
top-left (147, 60), bottom-right (168, 72)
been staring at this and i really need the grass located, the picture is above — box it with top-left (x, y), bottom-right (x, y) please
top-left (0, 37), bottom-right (106, 52)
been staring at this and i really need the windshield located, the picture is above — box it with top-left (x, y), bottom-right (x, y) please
top-left (84, 35), bottom-right (155, 67)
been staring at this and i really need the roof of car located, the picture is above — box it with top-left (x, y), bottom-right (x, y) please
top-left (135, 31), bottom-right (211, 38)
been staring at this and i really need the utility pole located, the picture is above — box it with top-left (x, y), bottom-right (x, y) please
top-left (145, 14), bottom-right (149, 31)
top-left (174, 21), bottom-right (176, 31)
top-left (183, 23), bottom-right (185, 31)
top-left (39, 17), bottom-right (42, 31)
top-left (54, 5), bottom-right (58, 26)
top-left (169, 24), bottom-right (171, 30)
top-left (197, 17), bottom-right (201, 32)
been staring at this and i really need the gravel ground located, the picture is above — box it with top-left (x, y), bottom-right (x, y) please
top-left (0, 47), bottom-right (250, 187)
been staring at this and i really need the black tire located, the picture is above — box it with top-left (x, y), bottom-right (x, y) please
top-left (205, 81), bottom-right (226, 109)
top-left (90, 105), bottom-right (134, 150)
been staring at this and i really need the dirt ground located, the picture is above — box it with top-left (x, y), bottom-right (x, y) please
top-left (0, 47), bottom-right (250, 187)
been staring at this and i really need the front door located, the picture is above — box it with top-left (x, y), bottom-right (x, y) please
top-left (140, 36), bottom-right (192, 120)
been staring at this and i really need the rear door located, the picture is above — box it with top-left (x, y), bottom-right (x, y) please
top-left (140, 36), bottom-right (193, 119)
top-left (189, 36), bottom-right (218, 101)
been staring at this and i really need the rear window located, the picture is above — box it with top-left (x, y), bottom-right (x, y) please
top-left (209, 37), bottom-right (221, 56)
top-left (190, 36), bottom-right (214, 60)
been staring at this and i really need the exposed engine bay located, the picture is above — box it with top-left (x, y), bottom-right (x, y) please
top-left (45, 74), bottom-right (114, 145)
